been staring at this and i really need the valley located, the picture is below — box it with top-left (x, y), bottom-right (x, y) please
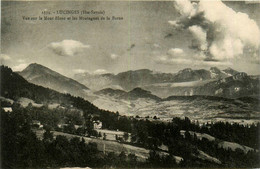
top-left (15, 63), bottom-right (260, 125)
top-left (2, 0), bottom-right (260, 168)
top-left (1, 64), bottom-right (259, 168)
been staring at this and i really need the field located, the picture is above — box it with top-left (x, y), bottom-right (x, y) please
top-left (35, 130), bottom-right (183, 163)
top-left (93, 96), bottom-right (260, 125)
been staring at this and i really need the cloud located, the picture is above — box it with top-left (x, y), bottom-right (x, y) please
top-left (13, 63), bottom-right (28, 71)
top-left (167, 48), bottom-right (184, 57)
top-left (201, 60), bottom-right (232, 66)
top-left (155, 46), bottom-right (231, 66)
top-left (153, 43), bottom-right (160, 48)
top-left (155, 55), bottom-right (231, 66)
top-left (168, 20), bottom-right (179, 27)
top-left (188, 25), bottom-right (207, 51)
top-left (174, 0), bottom-right (197, 17)
top-left (0, 54), bottom-right (11, 61)
top-left (48, 40), bottom-right (90, 56)
top-left (17, 59), bottom-right (25, 63)
top-left (93, 69), bottom-right (109, 74)
top-left (0, 54), bottom-right (11, 65)
top-left (110, 54), bottom-right (119, 60)
top-left (155, 48), bottom-right (188, 64)
top-left (73, 69), bottom-right (86, 74)
top-left (171, 0), bottom-right (260, 61)
top-left (156, 57), bottom-right (193, 65)
top-left (73, 68), bottom-right (109, 75)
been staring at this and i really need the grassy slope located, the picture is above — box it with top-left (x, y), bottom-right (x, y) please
top-left (35, 130), bottom-right (183, 163)
top-left (181, 130), bottom-right (256, 153)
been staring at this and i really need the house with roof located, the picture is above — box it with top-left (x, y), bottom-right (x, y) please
top-left (93, 120), bottom-right (102, 129)
top-left (2, 107), bottom-right (12, 112)
top-left (32, 120), bottom-right (43, 129)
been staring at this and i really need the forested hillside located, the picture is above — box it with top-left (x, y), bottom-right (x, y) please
top-left (1, 65), bottom-right (259, 168)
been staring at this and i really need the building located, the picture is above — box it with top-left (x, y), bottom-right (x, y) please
top-left (3, 107), bottom-right (12, 112)
top-left (57, 124), bottom-right (68, 128)
top-left (93, 120), bottom-right (102, 129)
top-left (74, 125), bottom-right (83, 130)
top-left (32, 120), bottom-right (43, 129)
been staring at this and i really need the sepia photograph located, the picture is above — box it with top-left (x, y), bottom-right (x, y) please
top-left (1, 0), bottom-right (260, 168)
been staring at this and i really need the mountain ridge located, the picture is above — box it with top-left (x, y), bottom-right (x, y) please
top-left (17, 63), bottom-right (260, 100)
top-left (95, 87), bottom-right (161, 101)
top-left (18, 63), bottom-right (90, 99)
top-left (74, 67), bottom-right (243, 91)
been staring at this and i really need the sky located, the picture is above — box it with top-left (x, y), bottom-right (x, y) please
top-left (1, 0), bottom-right (260, 77)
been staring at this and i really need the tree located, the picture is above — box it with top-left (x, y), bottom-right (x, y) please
top-left (43, 129), bottom-right (54, 143)
top-left (85, 115), bottom-right (94, 136)
top-left (119, 151), bottom-right (126, 161)
top-left (63, 123), bottom-right (76, 134)
top-left (76, 127), bottom-right (86, 136)
top-left (128, 153), bottom-right (137, 166)
top-left (185, 130), bottom-right (191, 141)
top-left (148, 150), bottom-right (161, 166)
top-left (103, 133), bottom-right (107, 140)
top-left (123, 132), bottom-right (129, 142)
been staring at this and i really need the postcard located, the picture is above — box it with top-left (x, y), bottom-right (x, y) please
top-left (1, 0), bottom-right (260, 168)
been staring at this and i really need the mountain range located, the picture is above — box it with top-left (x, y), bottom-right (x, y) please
top-left (18, 63), bottom-right (259, 99)
top-left (2, 64), bottom-right (260, 124)
top-left (8, 63), bottom-right (259, 108)
top-left (74, 67), bottom-right (237, 91)
top-left (74, 66), bottom-right (241, 91)
top-left (143, 71), bottom-right (259, 98)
